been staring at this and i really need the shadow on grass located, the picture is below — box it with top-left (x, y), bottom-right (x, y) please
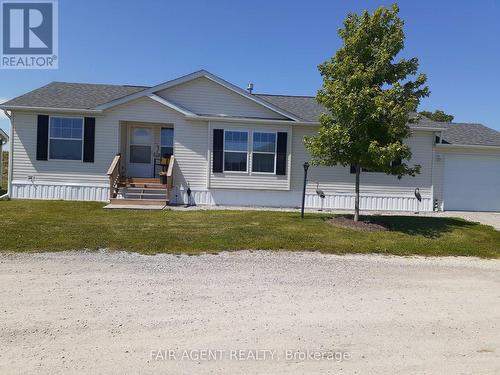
top-left (331, 214), bottom-right (478, 239)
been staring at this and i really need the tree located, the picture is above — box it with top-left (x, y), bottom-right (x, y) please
top-left (305, 4), bottom-right (429, 221)
top-left (419, 110), bottom-right (454, 122)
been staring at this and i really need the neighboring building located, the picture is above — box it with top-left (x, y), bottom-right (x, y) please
top-left (1, 70), bottom-right (499, 211)
top-left (0, 128), bottom-right (8, 193)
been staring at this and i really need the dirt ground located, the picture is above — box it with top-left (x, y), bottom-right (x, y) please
top-left (0, 250), bottom-right (499, 374)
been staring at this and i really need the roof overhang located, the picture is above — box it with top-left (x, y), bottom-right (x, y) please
top-left (435, 143), bottom-right (500, 150)
top-left (410, 126), bottom-right (446, 131)
top-left (94, 70), bottom-right (302, 121)
top-left (0, 105), bottom-right (103, 115)
top-left (186, 115), bottom-right (317, 126)
top-left (0, 128), bottom-right (8, 143)
top-left (186, 117), bottom-right (449, 128)
top-left (0, 98), bottom-right (312, 125)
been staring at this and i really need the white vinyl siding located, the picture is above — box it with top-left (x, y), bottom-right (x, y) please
top-left (11, 111), bottom-right (113, 185)
top-left (290, 126), bottom-right (435, 198)
top-left (9, 86), bottom-right (439, 211)
top-left (0, 142), bottom-right (3, 188)
top-left (155, 77), bottom-right (288, 120)
top-left (105, 98), bottom-right (208, 191)
top-left (10, 97), bottom-right (209, 193)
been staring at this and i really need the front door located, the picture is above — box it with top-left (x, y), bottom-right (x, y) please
top-left (128, 126), bottom-right (154, 178)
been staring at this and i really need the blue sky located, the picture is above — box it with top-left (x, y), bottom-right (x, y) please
top-left (2, 0), bottom-right (500, 140)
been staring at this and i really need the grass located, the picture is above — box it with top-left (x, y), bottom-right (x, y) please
top-left (0, 200), bottom-right (499, 258)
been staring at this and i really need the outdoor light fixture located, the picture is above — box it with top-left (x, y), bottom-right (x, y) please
top-left (301, 162), bottom-right (310, 219)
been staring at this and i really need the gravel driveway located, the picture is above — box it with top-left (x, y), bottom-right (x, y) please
top-left (1, 251), bottom-right (499, 374)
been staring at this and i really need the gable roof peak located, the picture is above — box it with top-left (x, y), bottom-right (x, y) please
top-left (94, 69), bottom-right (301, 120)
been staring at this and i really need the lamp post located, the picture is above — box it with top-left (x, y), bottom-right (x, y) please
top-left (301, 162), bottom-right (309, 219)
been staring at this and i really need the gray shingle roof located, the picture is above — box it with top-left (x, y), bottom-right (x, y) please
top-left (439, 122), bottom-right (500, 147)
top-left (256, 94), bottom-right (444, 130)
top-left (2, 81), bottom-right (499, 147)
top-left (257, 94), bottom-right (500, 146)
top-left (1, 82), bottom-right (147, 109)
top-left (255, 94), bottom-right (325, 122)
top-left (408, 113), bottom-right (447, 129)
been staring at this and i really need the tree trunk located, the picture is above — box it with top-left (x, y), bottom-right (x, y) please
top-left (354, 165), bottom-right (360, 221)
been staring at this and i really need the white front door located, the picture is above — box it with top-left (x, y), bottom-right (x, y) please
top-left (128, 126), bottom-right (154, 178)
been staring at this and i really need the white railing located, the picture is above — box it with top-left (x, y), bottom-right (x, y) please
top-left (106, 153), bottom-right (121, 200)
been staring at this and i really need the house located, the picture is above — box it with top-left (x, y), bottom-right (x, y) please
top-left (0, 128), bottom-right (8, 193)
top-left (1, 70), bottom-right (500, 211)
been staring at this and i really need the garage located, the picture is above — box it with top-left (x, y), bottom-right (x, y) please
top-left (443, 154), bottom-right (500, 211)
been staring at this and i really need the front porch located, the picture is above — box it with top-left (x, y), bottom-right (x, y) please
top-left (106, 157), bottom-right (175, 208)
top-left (106, 121), bottom-right (175, 208)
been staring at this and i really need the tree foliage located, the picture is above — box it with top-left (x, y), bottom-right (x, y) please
top-left (304, 4), bottom-right (429, 220)
top-left (419, 110), bottom-right (454, 122)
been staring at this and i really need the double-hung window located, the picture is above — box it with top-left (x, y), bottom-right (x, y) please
top-left (224, 131), bottom-right (248, 172)
top-left (49, 117), bottom-right (83, 160)
top-left (252, 132), bottom-right (276, 173)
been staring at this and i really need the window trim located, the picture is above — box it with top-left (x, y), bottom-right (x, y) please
top-left (47, 116), bottom-right (85, 162)
top-left (251, 131), bottom-right (277, 174)
top-left (223, 129), bottom-right (249, 173)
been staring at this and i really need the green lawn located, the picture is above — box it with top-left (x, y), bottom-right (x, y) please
top-left (0, 200), bottom-right (499, 258)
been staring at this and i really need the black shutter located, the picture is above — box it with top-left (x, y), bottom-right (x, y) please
top-left (83, 117), bottom-right (95, 163)
top-left (350, 165), bottom-right (356, 174)
top-left (213, 129), bottom-right (224, 173)
top-left (36, 115), bottom-right (49, 160)
top-left (276, 132), bottom-right (287, 175)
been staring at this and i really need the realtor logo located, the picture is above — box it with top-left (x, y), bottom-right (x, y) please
top-left (1, 0), bottom-right (58, 69)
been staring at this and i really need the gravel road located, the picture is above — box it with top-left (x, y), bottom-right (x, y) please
top-left (1, 250), bottom-right (499, 374)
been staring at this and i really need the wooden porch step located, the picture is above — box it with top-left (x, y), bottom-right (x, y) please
top-left (121, 187), bottom-right (167, 193)
top-left (118, 183), bottom-right (168, 189)
top-left (110, 198), bottom-right (168, 206)
top-left (121, 178), bottom-right (161, 184)
top-left (124, 193), bottom-right (168, 199)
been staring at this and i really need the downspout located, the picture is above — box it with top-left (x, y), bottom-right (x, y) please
top-left (0, 110), bottom-right (12, 200)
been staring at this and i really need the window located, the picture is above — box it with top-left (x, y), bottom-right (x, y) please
top-left (49, 117), bottom-right (83, 160)
top-left (130, 127), bottom-right (152, 164)
top-left (224, 131), bottom-right (248, 172)
top-left (161, 128), bottom-right (174, 157)
top-left (252, 132), bottom-right (276, 173)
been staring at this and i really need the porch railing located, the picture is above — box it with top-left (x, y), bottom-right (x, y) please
top-left (166, 155), bottom-right (175, 195)
top-left (107, 153), bottom-right (121, 200)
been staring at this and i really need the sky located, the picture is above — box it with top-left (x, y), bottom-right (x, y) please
top-left (2, 0), bottom-right (500, 143)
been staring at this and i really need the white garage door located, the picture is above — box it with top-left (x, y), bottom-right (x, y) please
top-left (444, 155), bottom-right (500, 211)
